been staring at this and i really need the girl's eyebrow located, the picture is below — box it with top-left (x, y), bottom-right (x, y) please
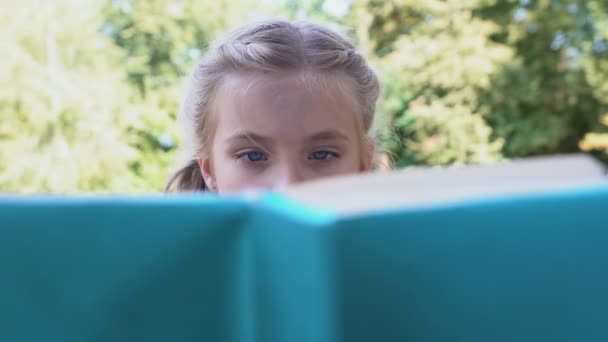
top-left (225, 132), bottom-right (273, 146)
top-left (225, 130), bottom-right (350, 145)
top-left (306, 130), bottom-right (350, 142)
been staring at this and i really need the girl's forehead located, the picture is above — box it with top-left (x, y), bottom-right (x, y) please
top-left (218, 70), bottom-right (356, 100)
top-left (212, 71), bottom-right (361, 141)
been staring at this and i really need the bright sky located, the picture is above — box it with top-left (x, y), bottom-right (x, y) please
top-left (260, 0), bottom-right (351, 17)
top-left (322, 0), bottom-right (351, 17)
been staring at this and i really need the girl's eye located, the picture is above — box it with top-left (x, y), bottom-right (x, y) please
top-left (309, 151), bottom-right (337, 161)
top-left (240, 151), bottom-right (267, 162)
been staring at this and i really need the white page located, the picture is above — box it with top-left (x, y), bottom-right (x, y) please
top-left (285, 154), bottom-right (608, 215)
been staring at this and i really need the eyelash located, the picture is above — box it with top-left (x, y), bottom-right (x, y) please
top-left (308, 150), bottom-right (339, 161)
top-left (236, 151), bottom-right (268, 162)
top-left (235, 150), bottom-right (340, 163)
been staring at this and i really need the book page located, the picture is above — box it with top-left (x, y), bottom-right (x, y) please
top-left (285, 154), bottom-right (607, 215)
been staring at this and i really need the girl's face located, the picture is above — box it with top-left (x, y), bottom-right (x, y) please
top-left (199, 72), bottom-right (372, 193)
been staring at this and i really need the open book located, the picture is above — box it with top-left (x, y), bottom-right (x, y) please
top-left (1, 154), bottom-right (607, 342)
top-left (286, 153), bottom-right (607, 214)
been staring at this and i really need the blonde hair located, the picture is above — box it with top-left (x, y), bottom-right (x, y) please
top-left (165, 20), bottom-right (380, 192)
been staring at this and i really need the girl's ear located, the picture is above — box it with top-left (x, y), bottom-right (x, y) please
top-left (198, 156), bottom-right (217, 192)
top-left (360, 139), bottom-right (375, 172)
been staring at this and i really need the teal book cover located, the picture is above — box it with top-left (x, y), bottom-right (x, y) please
top-left (1, 157), bottom-right (607, 341)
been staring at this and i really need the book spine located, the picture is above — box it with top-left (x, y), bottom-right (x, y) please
top-left (245, 202), bottom-right (338, 342)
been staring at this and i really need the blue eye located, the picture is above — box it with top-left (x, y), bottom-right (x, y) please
top-left (242, 151), bottom-right (267, 162)
top-left (309, 151), bottom-right (336, 161)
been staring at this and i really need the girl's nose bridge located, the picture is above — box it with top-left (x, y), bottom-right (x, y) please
top-left (273, 156), bottom-right (305, 188)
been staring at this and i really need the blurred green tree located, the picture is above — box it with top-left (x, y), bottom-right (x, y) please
top-left (350, 0), bottom-right (608, 167)
top-left (478, 0), bottom-right (607, 158)
top-left (350, 0), bottom-right (508, 166)
top-left (579, 1), bottom-right (608, 162)
top-left (0, 0), bottom-right (142, 192)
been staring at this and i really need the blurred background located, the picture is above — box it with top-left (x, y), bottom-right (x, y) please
top-left (1, 0), bottom-right (607, 193)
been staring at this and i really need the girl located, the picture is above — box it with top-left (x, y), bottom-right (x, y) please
top-left (165, 20), bottom-right (380, 193)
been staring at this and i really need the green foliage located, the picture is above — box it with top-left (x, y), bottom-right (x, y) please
top-left (102, 0), bottom-right (262, 95)
top-left (0, 0), bottom-right (141, 192)
top-left (580, 1), bottom-right (608, 162)
top-left (351, 0), bottom-right (608, 166)
top-left (351, 0), bottom-right (509, 166)
top-left (478, 0), bottom-right (607, 157)
top-left (392, 100), bottom-right (505, 166)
